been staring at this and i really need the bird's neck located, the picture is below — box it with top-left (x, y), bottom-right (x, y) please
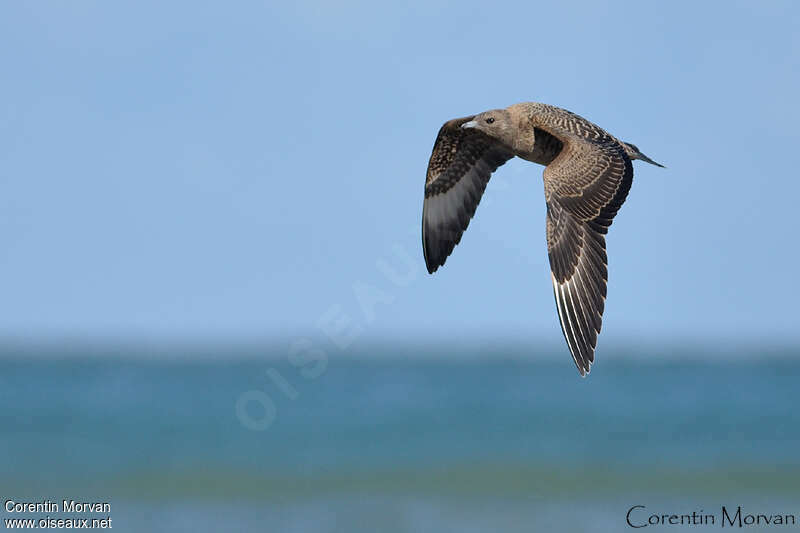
top-left (515, 127), bottom-right (563, 166)
top-left (512, 126), bottom-right (536, 156)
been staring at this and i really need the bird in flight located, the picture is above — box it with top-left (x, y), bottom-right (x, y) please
top-left (422, 102), bottom-right (663, 376)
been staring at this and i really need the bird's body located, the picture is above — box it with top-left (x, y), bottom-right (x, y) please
top-left (422, 102), bottom-right (663, 376)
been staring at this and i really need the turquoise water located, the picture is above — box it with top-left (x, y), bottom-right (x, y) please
top-left (2, 345), bottom-right (799, 531)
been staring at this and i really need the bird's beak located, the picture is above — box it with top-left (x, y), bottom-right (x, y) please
top-left (461, 120), bottom-right (477, 129)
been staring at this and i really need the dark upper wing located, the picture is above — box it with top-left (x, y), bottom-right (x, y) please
top-left (423, 116), bottom-right (513, 273)
top-left (542, 127), bottom-right (633, 376)
top-left (546, 202), bottom-right (609, 376)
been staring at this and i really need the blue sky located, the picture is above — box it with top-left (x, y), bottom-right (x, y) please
top-left (1, 1), bottom-right (798, 347)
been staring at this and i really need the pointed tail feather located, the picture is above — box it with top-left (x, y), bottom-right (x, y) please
top-left (622, 142), bottom-right (665, 168)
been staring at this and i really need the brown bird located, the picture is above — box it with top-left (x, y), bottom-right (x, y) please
top-left (422, 102), bottom-right (663, 376)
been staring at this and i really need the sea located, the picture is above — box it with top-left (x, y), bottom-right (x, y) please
top-left (1, 342), bottom-right (799, 532)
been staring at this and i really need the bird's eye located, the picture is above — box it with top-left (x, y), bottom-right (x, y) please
top-left (485, 117), bottom-right (495, 124)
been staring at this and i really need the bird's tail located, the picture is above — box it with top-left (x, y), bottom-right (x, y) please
top-left (622, 142), bottom-right (665, 168)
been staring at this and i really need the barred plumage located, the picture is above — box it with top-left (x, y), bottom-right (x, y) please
top-left (422, 102), bottom-right (663, 376)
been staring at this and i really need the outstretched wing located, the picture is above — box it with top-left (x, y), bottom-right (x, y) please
top-left (546, 202), bottom-right (609, 376)
top-left (542, 123), bottom-right (633, 375)
top-left (423, 116), bottom-right (513, 273)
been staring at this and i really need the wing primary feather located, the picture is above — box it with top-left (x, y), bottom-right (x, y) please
top-left (552, 274), bottom-right (586, 375)
top-left (423, 119), bottom-right (513, 273)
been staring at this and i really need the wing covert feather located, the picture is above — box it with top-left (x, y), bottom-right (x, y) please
top-left (422, 117), bottom-right (513, 273)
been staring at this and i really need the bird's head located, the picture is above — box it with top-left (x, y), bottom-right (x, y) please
top-left (461, 109), bottom-right (515, 147)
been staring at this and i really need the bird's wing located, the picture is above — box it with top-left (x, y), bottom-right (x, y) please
top-left (541, 120), bottom-right (633, 375)
top-left (423, 116), bottom-right (514, 273)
